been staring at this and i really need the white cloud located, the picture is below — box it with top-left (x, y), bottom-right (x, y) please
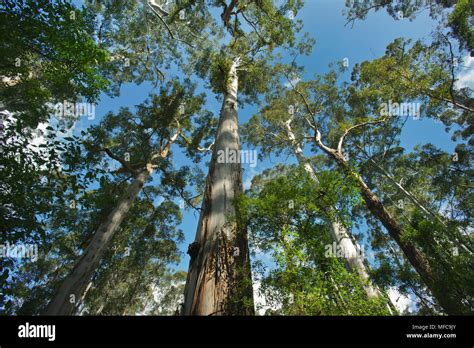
top-left (252, 278), bottom-right (282, 315)
top-left (284, 76), bottom-right (301, 89)
top-left (455, 55), bottom-right (474, 89)
top-left (387, 287), bottom-right (416, 313)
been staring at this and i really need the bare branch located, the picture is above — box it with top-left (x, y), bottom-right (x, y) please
top-left (98, 148), bottom-right (133, 172)
top-left (285, 73), bottom-right (317, 117)
top-left (180, 133), bottom-right (214, 153)
top-left (344, 3), bottom-right (387, 28)
top-left (241, 11), bottom-right (268, 45)
top-left (152, 124), bottom-right (182, 161)
top-left (284, 74), bottom-right (336, 154)
top-left (314, 128), bottom-right (335, 155)
top-left (355, 144), bottom-right (445, 225)
top-left (147, 1), bottom-right (175, 40)
top-left (337, 118), bottom-right (388, 154)
top-left (197, 142), bottom-right (214, 152)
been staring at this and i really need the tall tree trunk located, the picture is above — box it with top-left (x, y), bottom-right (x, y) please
top-left (44, 128), bottom-right (179, 315)
top-left (44, 165), bottom-right (154, 315)
top-left (284, 121), bottom-right (382, 300)
top-left (325, 149), bottom-right (467, 314)
top-left (182, 57), bottom-right (254, 315)
top-left (358, 147), bottom-right (446, 225)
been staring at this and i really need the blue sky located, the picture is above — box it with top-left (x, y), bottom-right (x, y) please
top-left (70, 1), bottom-right (470, 278)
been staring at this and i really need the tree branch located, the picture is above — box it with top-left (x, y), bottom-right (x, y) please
top-left (241, 11), bottom-right (268, 45)
top-left (221, 0), bottom-right (239, 31)
top-left (98, 148), bottom-right (133, 172)
top-left (151, 123), bottom-right (182, 161)
top-left (337, 118), bottom-right (388, 154)
top-left (147, 1), bottom-right (175, 40)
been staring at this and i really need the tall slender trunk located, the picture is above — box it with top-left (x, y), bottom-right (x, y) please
top-left (44, 165), bottom-right (153, 315)
top-left (44, 127), bottom-right (179, 315)
top-left (284, 121), bottom-right (381, 300)
top-left (182, 57), bottom-right (254, 315)
top-left (326, 149), bottom-right (467, 314)
top-left (359, 148), bottom-right (445, 225)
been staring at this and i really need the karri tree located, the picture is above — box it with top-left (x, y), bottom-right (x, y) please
top-left (242, 71), bottom-right (386, 302)
top-left (246, 37), bottom-right (472, 313)
top-left (181, 0), bottom-right (308, 315)
top-left (237, 165), bottom-right (393, 315)
top-left (44, 80), bottom-right (214, 314)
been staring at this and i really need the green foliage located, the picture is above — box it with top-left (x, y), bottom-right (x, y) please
top-left (448, 0), bottom-right (474, 56)
top-left (345, 0), bottom-right (474, 56)
top-left (208, 52), bottom-right (234, 94)
top-left (84, 0), bottom-right (220, 94)
top-left (237, 165), bottom-right (390, 315)
top-left (2, 0), bottom-right (472, 317)
top-left (0, 0), bottom-right (110, 127)
top-left (79, 200), bottom-right (184, 315)
top-left (191, 0), bottom-right (308, 104)
top-left (245, 28), bottom-right (472, 313)
top-left (84, 78), bottom-right (214, 168)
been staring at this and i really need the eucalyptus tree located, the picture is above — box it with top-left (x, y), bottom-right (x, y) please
top-left (147, 270), bottom-right (187, 315)
top-left (5, 0), bottom-right (215, 315)
top-left (246, 37), bottom-right (472, 314)
top-left (12, 176), bottom-right (185, 315)
top-left (340, 38), bottom-right (473, 313)
top-left (344, 0), bottom-right (473, 56)
top-left (0, 0), bottom-right (109, 127)
top-left (84, 0), bottom-right (219, 92)
top-left (356, 143), bottom-right (473, 313)
top-left (242, 74), bottom-right (385, 302)
top-left (181, 0), bottom-right (310, 315)
top-left (237, 165), bottom-right (392, 315)
top-left (77, 200), bottom-right (184, 315)
top-left (44, 80), bottom-right (214, 314)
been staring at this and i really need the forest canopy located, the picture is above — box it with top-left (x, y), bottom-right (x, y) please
top-left (0, 0), bottom-right (472, 317)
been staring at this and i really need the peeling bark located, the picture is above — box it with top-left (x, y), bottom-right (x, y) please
top-left (183, 57), bottom-right (254, 315)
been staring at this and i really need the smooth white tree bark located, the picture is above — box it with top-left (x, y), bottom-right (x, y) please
top-left (182, 57), bottom-right (254, 315)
